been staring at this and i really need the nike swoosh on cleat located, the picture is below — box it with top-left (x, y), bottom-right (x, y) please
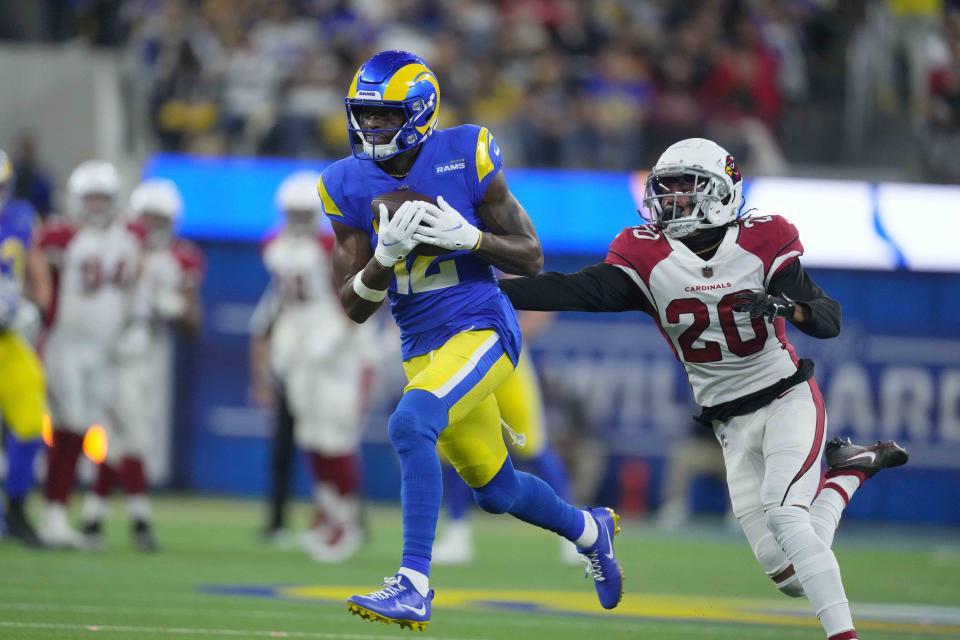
top-left (602, 521), bottom-right (615, 560)
top-left (398, 602), bottom-right (427, 617)
top-left (845, 451), bottom-right (877, 464)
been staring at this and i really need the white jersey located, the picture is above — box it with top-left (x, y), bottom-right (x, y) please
top-left (41, 220), bottom-right (142, 346)
top-left (252, 231), bottom-right (352, 375)
top-left (136, 239), bottom-right (205, 345)
top-left (606, 215), bottom-right (804, 407)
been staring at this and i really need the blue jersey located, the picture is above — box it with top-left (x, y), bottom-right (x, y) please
top-left (0, 199), bottom-right (37, 289)
top-left (319, 125), bottom-right (521, 363)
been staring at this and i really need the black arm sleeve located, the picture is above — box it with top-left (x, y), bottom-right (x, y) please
top-left (499, 263), bottom-right (649, 313)
top-left (768, 260), bottom-right (842, 339)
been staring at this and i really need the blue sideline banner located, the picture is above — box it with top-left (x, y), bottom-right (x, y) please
top-left (145, 154), bottom-right (960, 272)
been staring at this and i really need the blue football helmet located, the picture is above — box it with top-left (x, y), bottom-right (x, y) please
top-left (344, 50), bottom-right (440, 161)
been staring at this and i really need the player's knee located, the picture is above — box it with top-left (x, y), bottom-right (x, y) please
top-left (751, 518), bottom-right (807, 598)
top-left (754, 530), bottom-right (790, 576)
top-left (387, 407), bottom-right (428, 453)
top-left (472, 460), bottom-right (519, 514)
top-left (764, 505), bottom-right (812, 548)
top-left (387, 390), bottom-right (447, 453)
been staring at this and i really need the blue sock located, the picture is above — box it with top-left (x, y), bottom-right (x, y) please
top-left (443, 464), bottom-right (472, 522)
top-left (473, 456), bottom-right (584, 541)
top-left (4, 433), bottom-right (43, 500)
top-left (389, 389), bottom-right (448, 578)
top-left (530, 446), bottom-right (572, 502)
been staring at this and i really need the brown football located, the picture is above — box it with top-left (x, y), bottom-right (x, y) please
top-left (370, 190), bottom-right (449, 256)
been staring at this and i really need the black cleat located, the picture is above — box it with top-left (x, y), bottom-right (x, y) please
top-left (825, 437), bottom-right (909, 479)
top-left (82, 519), bottom-right (105, 550)
top-left (5, 502), bottom-right (47, 548)
top-left (132, 519), bottom-right (159, 552)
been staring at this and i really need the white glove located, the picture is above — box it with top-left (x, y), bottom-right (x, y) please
top-left (373, 201), bottom-right (426, 267)
top-left (111, 322), bottom-right (151, 361)
top-left (11, 301), bottom-right (41, 344)
top-left (154, 288), bottom-right (187, 319)
top-left (0, 282), bottom-right (19, 330)
top-left (413, 196), bottom-right (481, 252)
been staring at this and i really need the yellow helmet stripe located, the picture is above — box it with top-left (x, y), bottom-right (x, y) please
top-left (476, 127), bottom-right (496, 184)
top-left (346, 69), bottom-right (362, 99)
top-left (383, 63), bottom-right (438, 101)
top-left (316, 176), bottom-right (343, 217)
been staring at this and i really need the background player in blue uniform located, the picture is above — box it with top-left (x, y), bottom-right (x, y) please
top-left (0, 149), bottom-right (52, 547)
top-left (318, 50), bottom-right (623, 630)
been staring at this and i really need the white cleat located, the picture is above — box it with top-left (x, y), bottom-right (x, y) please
top-left (431, 520), bottom-right (474, 565)
top-left (39, 503), bottom-right (87, 549)
top-left (655, 501), bottom-right (691, 531)
top-left (301, 525), bottom-right (363, 564)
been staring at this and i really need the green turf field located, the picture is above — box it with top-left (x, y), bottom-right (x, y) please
top-left (1, 497), bottom-right (958, 639)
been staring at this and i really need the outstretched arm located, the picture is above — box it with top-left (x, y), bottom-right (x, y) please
top-left (499, 263), bottom-right (647, 312)
top-left (473, 172), bottom-right (543, 276)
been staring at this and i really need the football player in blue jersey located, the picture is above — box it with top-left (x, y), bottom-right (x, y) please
top-left (0, 149), bottom-right (52, 547)
top-left (318, 50), bottom-right (623, 630)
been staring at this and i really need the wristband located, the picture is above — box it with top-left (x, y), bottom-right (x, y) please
top-left (352, 272), bottom-right (387, 302)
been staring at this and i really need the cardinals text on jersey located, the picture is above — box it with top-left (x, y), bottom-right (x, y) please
top-left (605, 215), bottom-right (804, 407)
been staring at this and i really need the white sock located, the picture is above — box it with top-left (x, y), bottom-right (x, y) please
top-left (126, 495), bottom-right (151, 522)
top-left (811, 474), bottom-right (862, 548)
top-left (398, 567), bottom-right (430, 597)
top-left (443, 519), bottom-right (472, 537)
top-left (82, 493), bottom-right (107, 524)
top-left (574, 510), bottom-right (598, 548)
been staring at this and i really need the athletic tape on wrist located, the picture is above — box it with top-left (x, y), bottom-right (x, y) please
top-left (352, 273), bottom-right (387, 302)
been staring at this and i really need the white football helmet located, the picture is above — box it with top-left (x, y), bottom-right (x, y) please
top-left (275, 170), bottom-right (321, 236)
top-left (643, 138), bottom-right (743, 239)
top-left (130, 178), bottom-right (183, 248)
top-left (67, 160), bottom-right (121, 228)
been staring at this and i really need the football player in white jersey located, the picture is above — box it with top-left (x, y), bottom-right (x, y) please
top-left (37, 160), bottom-right (144, 548)
top-left (500, 138), bottom-right (908, 640)
top-left (80, 177), bottom-right (204, 551)
top-left (249, 171), bottom-right (381, 563)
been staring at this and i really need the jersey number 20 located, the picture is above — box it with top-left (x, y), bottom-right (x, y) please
top-left (665, 290), bottom-right (768, 363)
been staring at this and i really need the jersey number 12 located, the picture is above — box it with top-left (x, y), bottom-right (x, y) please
top-left (394, 255), bottom-right (459, 294)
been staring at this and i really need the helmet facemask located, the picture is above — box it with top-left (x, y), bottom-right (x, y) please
top-left (139, 211), bottom-right (175, 249)
top-left (345, 97), bottom-right (436, 161)
top-left (284, 208), bottom-right (318, 237)
top-left (643, 166), bottom-right (733, 239)
top-left (77, 192), bottom-right (119, 229)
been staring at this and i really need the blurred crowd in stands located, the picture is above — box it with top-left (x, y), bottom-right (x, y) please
top-left (1, 0), bottom-right (958, 181)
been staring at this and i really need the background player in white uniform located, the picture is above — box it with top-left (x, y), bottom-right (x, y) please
top-left (37, 160), bottom-right (143, 548)
top-left (80, 178), bottom-right (204, 551)
top-left (501, 138), bottom-right (908, 640)
top-left (249, 171), bottom-right (382, 563)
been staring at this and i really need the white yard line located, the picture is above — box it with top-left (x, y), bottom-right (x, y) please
top-left (0, 621), bottom-right (485, 640)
